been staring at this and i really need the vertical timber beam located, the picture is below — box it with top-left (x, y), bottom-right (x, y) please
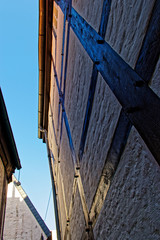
top-left (57, 8), bottom-right (67, 140)
top-left (59, 0), bottom-right (72, 146)
top-left (79, 0), bottom-right (112, 160)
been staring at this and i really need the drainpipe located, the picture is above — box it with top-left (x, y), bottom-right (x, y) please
top-left (41, 128), bottom-right (61, 240)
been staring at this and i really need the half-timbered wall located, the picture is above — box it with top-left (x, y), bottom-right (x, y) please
top-left (46, 1), bottom-right (160, 239)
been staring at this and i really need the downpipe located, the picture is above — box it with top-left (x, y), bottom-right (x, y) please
top-left (40, 128), bottom-right (61, 240)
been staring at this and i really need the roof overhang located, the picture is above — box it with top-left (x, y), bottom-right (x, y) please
top-left (0, 89), bottom-right (21, 182)
top-left (38, 0), bottom-right (53, 140)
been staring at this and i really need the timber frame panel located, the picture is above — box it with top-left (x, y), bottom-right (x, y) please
top-left (38, 0), bottom-right (160, 239)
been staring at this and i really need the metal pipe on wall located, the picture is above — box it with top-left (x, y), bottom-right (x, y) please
top-left (41, 129), bottom-right (61, 240)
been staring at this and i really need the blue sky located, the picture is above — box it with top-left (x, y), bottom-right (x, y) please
top-left (0, 0), bottom-right (55, 230)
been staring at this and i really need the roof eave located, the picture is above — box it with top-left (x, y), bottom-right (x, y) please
top-left (38, 0), bottom-right (46, 139)
top-left (38, 0), bottom-right (53, 140)
top-left (0, 88), bottom-right (21, 171)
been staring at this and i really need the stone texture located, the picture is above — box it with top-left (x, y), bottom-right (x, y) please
top-left (94, 127), bottom-right (160, 240)
top-left (72, 0), bottom-right (104, 32)
top-left (105, 0), bottom-right (156, 68)
top-left (3, 182), bottom-right (48, 240)
top-left (59, 125), bottom-right (74, 214)
top-left (80, 73), bottom-right (121, 210)
top-left (70, 188), bottom-right (86, 240)
top-left (48, 1), bottom-right (160, 239)
top-left (51, 5), bottom-right (65, 142)
top-left (56, 166), bottom-right (67, 240)
top-left (56, 7), bottom-right (64, 86)
top-left (64, 29), bottom-right (93, 155)
top-left (48, 102), bottom-right (59, 162)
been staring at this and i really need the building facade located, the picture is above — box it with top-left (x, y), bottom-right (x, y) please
top-left (3, 176), bottom-right (51, 240)
top-left (38, 1), bottom-right (160, 239)
top-left (0, 88), bottom-right (21, 239)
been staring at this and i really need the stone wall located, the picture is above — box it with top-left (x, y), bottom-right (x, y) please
top-left (3, 182), bottom-right (48, 240)
top-left (94, 127), bottom-right (160, 240)
top-left (48, 1), bottom-right (160, 239)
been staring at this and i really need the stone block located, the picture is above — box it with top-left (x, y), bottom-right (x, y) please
top-left (94, 127), bottom-right (160, 240)
top-left (72, 0), bottom-right (104, 32)
top-left (80, 73), bottom-right (121, 210)
top-left (105, 0), bottom-right (156, 68)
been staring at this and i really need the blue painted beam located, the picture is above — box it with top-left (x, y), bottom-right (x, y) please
top-left (49, 102), bottom-right (58, 148)
top-left (79, 0), bottom-right (111, 161)
top-left (62, 104), bottom-right (78, 166)
top-left (51, 56), bottom-right (61, 94)
top-left (102, 0), bottom-right (160, 169)
top-left (55, 0), bottom-right (160, 164)
top-left (57, 8), bottom-right (67, 136)
top-left (79, 65), bottom-right (98, 160)
top-left (135, 0), bottom-right (160, 83)
top-left (98, 0), bottom-right (111, 37)
top-left (60, 2), bottom-right (72, 145)
top-left (51, 57), bottom-right (79, 167)
top-left (100, 0), bottom-right (160, 173)
top-left (89, 0), bottom-right (160, 224)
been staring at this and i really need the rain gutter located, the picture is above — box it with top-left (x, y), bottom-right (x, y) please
top-left (38, 0), bottom-right (53, 140)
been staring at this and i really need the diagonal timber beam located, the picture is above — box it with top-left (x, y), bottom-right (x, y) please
top-left (51, 56), bottom-right (79, 167)
top-left (60, 3), bottom-right (72, 146)
top-left (57, 7), bottom-right (67, 140)
top-left (90, 0), bottom-right (160, 226)
top-left (135, 0), bottom-right (160, 83)
top-left (90, 110), bottom-right (132, 226)
top-left (52, 0), bottom-right (160, 235)
top-left (78, 65), bottom-right (98, 160)
top-left (55, 0), bottom-right (160, 164)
